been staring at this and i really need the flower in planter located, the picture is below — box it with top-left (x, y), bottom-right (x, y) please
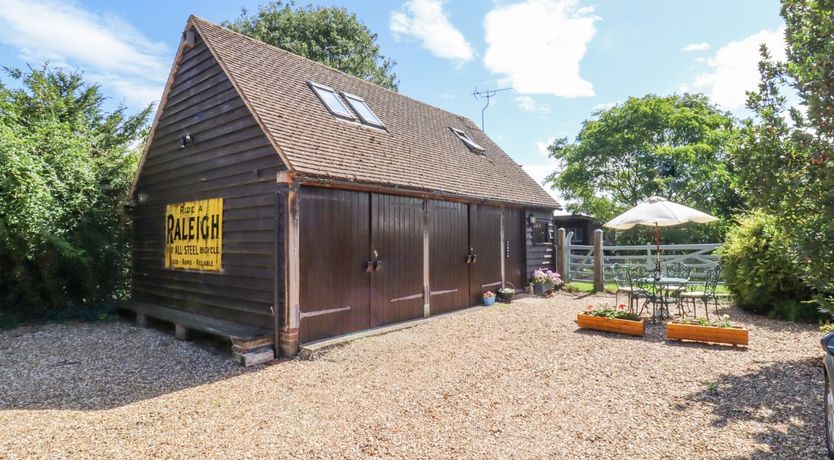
top-left (498, 287), bottom-right (514, 295)
top-left (582, 302), bottom-right (641, 321)
top-left (483, 290), bottom-right (496, 298)
top-left (532, 269), bottom-right (565, 287)
top-left (679, 315), bottom-right (734, 328)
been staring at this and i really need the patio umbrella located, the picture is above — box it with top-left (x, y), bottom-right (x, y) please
top-left (603, 196), bottom-right (717, 274)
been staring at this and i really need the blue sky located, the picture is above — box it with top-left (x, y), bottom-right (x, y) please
top-left (0, 0), bottom-right (786, 200)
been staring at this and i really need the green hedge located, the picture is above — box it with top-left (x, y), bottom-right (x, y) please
top-left (719, 211), bottom-right (817, 321)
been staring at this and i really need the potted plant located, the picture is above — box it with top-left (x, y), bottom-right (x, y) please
top-left (497, 287), bottom-right (515, 303)
top-left (482, 290), bottom-right (496, 306)
top-left (532, 269), bottom-right (564, 295)
top-left (666, 315), bottom-right (748, 346)
top-left (576, 303), bottom-right (645, 336)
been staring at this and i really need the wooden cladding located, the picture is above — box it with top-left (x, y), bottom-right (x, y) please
top-left (297, 187), bottom-right (534, 343)
top-left (131, 32), bottom-right (285, 330)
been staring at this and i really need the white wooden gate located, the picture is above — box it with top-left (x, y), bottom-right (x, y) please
top-left (563, 231), bottom-right (721, 282)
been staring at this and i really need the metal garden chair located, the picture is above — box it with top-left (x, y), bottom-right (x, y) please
top-left (680, 266), bottom-right (722, 320)
top-left (612, 264), bottom-right (635, 307)
top-left (665, 261), bottom-right (692, 315)
top-left (625, 266), bottom-right (652, 317)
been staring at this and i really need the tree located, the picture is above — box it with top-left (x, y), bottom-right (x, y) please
top-left (0, 66), bottom-right (150, 321)
top-left (225, 1), bottom-right (398, 91)
top-left (735, 0), bottom-right (834, 314)
top-left (545, 94), bottom-right (740, 242)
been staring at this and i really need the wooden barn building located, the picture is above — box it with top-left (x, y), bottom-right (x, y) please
top-left (125, 17), bottom-right (560, 363)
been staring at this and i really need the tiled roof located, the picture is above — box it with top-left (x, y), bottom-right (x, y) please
top-left (192, 17), bottom-right (559, 209)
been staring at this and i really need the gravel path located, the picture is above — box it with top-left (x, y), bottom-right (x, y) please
top-left (0, 294), bottom-right (825, 459)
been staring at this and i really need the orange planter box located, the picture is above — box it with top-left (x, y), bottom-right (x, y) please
top-left (666, 322), bottom-right (749, 346)
top-left (576, 313), bottom-right (645, 337)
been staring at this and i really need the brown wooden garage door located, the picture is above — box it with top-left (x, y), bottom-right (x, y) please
top-left (468, 204), bottom-right (503, 305)
top-left (428, 200), bottom-right (470, 315)
top-left (298, 188), bottom-right (371, 343)
top-left (370, 193), bottom-right (425, 326)
top-left (503, 208), bottom-right (526, 290)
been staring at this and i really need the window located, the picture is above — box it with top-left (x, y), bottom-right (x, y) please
top-left (342, 92), bottom-right (384, 128)
top-left (450, 127), bottom-right (486, 154)
top-left (309, 81), bottom-right (355, 119)
top-left (532, 221), bottom-right (551, 244)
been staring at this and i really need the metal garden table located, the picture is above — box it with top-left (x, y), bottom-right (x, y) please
top-left (639, 276), bottom-right (689, 322)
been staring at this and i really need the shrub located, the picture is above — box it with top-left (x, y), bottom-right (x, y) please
top-left (719, 211), bottom-right (817, 321)
top-left (0, 66), bottom-right (150, 325)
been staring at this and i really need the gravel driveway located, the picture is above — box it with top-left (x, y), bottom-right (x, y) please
top-left (0, 294), bottom-right (825, 459)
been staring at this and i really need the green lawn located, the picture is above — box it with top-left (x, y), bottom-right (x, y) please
top-left (566, 281), bottom-right (732, 295)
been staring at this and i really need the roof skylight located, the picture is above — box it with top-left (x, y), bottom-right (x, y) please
top-left (309, 81), bottom-right (354, 119)
top-left (343, 92), bottom-right (384, 128)
top-left (450, 128), bottom-right (485, 154)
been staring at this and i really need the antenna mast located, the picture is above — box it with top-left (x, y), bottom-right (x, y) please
top-left (472, 87), bottom-right (512, 132)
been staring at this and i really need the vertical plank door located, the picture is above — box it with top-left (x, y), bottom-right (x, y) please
top-left (468, 204), bottom-right (503, 305)
top-left (427, 200), bottom-right (470, 314)
top-left (503, 207), bottom-right (526, 291)
top-left (298, 188), bottom-right (371, 343)
top-left (370, 193), bottom-right (425, 326)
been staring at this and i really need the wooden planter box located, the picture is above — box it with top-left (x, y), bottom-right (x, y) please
top-left (576, 314), bottom-right (645, 337)
top-left (666, 323), bottom-right (748, 346)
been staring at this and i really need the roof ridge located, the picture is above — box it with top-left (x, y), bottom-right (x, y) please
top-left (189, 15), bottom-right (488, 134)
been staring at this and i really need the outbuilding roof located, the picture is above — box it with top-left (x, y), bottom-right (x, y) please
top-left (167, 17), bottom-right (560, 209)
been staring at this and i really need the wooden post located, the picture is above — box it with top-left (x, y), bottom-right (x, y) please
top-left (136, 312), bottom-right (149, 328)
top-left (423, 200), bottom-right (430, 317)
top-left (175, 324), bottom-right (190, 341)
top-left (281, 182), bottom-right (301, 357)
top-left (499, 208), bottom-right (506, 287)
top-left (593, 229), bottom-right (604, 292)
top-left (556, 227), bottom-right (566, 277)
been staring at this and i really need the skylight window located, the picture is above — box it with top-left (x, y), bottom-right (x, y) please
top-left (342, 92), bottom-right (384, 128)
top-left (450, 127), bottom-right (485, 154)
top-left (309, 81), bottom-right (354, 119)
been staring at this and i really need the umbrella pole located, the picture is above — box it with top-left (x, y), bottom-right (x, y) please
top-left (655, 223), bottom-right (661, 277)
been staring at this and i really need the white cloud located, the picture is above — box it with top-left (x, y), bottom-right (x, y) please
top-left (525, 138), bottom-right (564, 202)
top-left (390, 0), bottom-right (474, 62)
top-left (683, 28), bottom-right (785, 110)
top-left (682, 42), bottom-right (710, 52)
top-left (515, 95), bottom-right (551, 114)
top-left (535, 137), bottom-right (555, 156)
top-left (484, 0), bottom-right (598, 97)
top-left (0, 0), bottom-right (169, 108)
top-left (592, 101), bottom-right (617, 111)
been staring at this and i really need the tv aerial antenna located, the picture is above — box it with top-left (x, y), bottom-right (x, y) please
top-left (472, 86), bottom-right (512, 132)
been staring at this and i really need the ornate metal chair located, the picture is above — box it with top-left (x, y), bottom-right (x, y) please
top-left (612, 264), bottom-right (634, 306)
top-left (665, 261), bottom-right (692, 315)
top-left (680, 266), bottom-right (722, 320)
top-left (625, 266), bottom-right (652, 316)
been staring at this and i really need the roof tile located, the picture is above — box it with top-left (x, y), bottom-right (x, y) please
top-left (192, 17), bottom-right (559, 209)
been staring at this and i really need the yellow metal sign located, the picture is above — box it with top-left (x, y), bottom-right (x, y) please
top-left (164, 198), bottom-right (223, 271)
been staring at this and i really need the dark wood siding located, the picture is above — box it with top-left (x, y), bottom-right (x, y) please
top-left (131, 31), bottom-right (285, 330)
top-left (298, 188), bottom-right (370, 343)
top-left (525, 208), bottom-right (555, 280)
top-left (370, 194), bottom-right (425, 326)
top-left (503, 207), bottom-right (526, 290)
top-left (468, 204), bottom-right (503, 304)
top-left (428, 200), bottom-right (470, 314)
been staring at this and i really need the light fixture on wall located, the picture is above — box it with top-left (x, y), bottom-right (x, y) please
top-left (136, 189), bottom-right (149, 205)
top-left (527, 213), bottom-right (537, 226)
top-left (180, 133), bottom-right (193, 149)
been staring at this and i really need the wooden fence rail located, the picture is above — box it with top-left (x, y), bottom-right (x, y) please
top-left (560, 229), bottom-right (721, 288)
